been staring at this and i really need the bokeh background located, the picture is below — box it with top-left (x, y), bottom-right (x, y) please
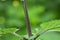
top-left (0, 0), bottom-right (60, 40)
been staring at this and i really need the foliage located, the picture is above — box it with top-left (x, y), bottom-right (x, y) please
top-left (0, 0), bottom-right (60, 40)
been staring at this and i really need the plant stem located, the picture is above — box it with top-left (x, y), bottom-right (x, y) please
top-left (13, 32), bottom-right (23, 40)
top-left (22, 0), bottom-right (32, 37)
top-left (34, 30), bottom-right (48, 40)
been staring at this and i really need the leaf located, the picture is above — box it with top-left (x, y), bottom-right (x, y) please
top-left (16, 26), bottom-right (27, 35)
top-left (38, 31), bottom-right (60, 40)
top-left (40, 20), bottom-right (60, 31)
top-left (6, 19), bottom-right (23, 28)
top-left (0, 28), bottom-right (17, 34)
top-left (40, 11), bottom-right (56, 22)
top-left (0, 34), bottom-right (20, 40)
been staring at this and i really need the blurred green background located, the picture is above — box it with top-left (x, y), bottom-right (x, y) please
top-left (0, 0), bottom-right (60, 40)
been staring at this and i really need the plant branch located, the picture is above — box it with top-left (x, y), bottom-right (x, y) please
top-left (13, 32), bottom-right (23, 40)
top-left (22, 0), bottom-right (32, 37)
top-left (33, 30), bottom-right (48, 40)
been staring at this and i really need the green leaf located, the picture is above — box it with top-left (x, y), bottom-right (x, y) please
top-left (16, 26), bottom-right (27, 35)
top-left (40, 11), bottom-right (56, 22)
top-left (38, 31), bottom-right (60, 40)
top-left (6, 19), bottom-right (23, 28)
top-left (0, 28), bottom-right (17, 34)
top-left (0, 34), bottom-right (20, 40)
top-left (40, 20), bottom-right (60, 31)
